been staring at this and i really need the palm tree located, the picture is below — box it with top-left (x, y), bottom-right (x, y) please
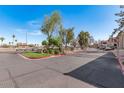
top-left (0, 37), bottom-right (5, 46)
top-left (78, 31), bottom-right (90, 49)
top-left (15, 39), bottom-right (17, 47)
top-left (9, 42), bottom-right (11, 47)
top-left (12, 34), bottom-right (15, 46)
top-left (15, 39), bottom-right (17, 43)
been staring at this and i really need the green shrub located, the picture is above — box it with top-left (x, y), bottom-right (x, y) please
top-left (43, 49), bottom-right (48, 53)
top-left (42, 40), bottom-right (48, 46)
top-left (48, 49), bottom-right (54, 54)
top-left (54, 49), bottom-right (60, 55)
top-left (36, 49), bottom-right (42, 53)
top-left (70, 47), bottom-right (74, 51)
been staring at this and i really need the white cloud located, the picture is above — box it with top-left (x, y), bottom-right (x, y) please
top-left (15, 29), bottom-right (27, 33)
top-left (16, 28), bottom-right (42, 36)
top-left (27, 20), bottom-right (41, 28)
top-left (28, 30), bottom-right (41, 36)
top-left (15, 19), bottom-right (42, 36)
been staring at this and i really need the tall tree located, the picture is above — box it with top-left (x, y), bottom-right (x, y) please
top-left (15, 39), bottom-right (17, 42)
top-left (78, 31), bottom-right (90, 49)
top-left (70, 39), bottom-right (77, 48)
top-left (110, 6), bottom-right (124, 39)
top-left (59, 24), bottom-right (66, 45)
top-left (12, 34), bottom-right (15, 46)
top-left (41, 11), bottom-right (61, 47)
top-left (0, 37), bottom-right (5, 46)
top-left (9, 42), bottom-right (11, 46)
top-left (65, 27), bottom-right (74, 47)
top-left (58, 24), bottom-right (66, 52)
top-left (15, 39), bottom-right (17, 46)
top-left (112, 6), bottom-right (124, 49)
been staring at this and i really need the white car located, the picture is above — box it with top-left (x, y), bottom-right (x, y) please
top-left (105, 46), bottom-right (112, 51)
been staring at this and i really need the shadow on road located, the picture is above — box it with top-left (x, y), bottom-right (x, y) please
top-left (64, 52), bottom-right (124, 88)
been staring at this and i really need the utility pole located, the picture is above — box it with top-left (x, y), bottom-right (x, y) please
top-left (26, 31), bottom-right (28, 49)
top-left (26, 31), bottom-right (27, 45)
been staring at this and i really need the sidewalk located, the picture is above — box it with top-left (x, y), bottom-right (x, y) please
top-left (113, 49), bottom-right (124, 73)
top-left (0, 48), bottom-right (16, 53)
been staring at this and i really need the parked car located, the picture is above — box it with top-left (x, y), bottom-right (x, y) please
top-left (16, 48), bottom-right (33, 53)
top-left (99, 46), bottom-right (106, 50)
top-left (104, 46), bottom-right (114, 51)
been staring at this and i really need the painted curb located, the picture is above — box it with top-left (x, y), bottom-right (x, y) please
top-left (17, 53), bottom-right (65, 60)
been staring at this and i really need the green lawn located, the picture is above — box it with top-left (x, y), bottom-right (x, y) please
top-left (22, 52), bottom-right (51, 59)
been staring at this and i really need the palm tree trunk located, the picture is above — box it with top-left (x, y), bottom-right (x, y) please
top-left (13, 38), bottom-right (14, 47)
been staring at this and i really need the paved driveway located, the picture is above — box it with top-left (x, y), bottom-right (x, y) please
top-left (67, 52), bottom-right (124, 88)
top-left (0, 51), bottom-right (105, 88)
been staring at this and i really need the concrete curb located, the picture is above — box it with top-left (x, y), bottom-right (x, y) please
top-left (113, 55), bottom-right (124, 75)
top-left (116, 57), bottom-right (124, 74)
top-left (17, 50), bottom-right (84, 60)
top-left (17, 53), bottom-right (65, 60)
top-left (112, 51), bottom-right (124, 74)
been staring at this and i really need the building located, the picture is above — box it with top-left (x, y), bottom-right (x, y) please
top-left (116, 31), bottom-right (124, 49)
top-left (108, 37), bottom-right (117, 48)
top-left (108, 31), bottom-right (124, 49)
top-left (17, 43), bottom-right (27, 48)
top-left (97, 31), bottom-right (124, 49)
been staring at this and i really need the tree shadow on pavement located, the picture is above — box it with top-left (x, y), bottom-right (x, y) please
top-left (64, 52), bottom-right (124, 88)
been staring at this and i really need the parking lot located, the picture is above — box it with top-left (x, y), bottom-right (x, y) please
top-left (0, 48), bottom-right (123, 88)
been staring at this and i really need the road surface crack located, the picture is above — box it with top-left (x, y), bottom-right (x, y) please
top-left (6, 69), bottom-right (19, 88)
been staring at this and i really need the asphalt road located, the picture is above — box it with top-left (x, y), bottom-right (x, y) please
top-left (67, 52), bottom-right (124, 88)
top-left (0, 49), bottom-right (123, 88)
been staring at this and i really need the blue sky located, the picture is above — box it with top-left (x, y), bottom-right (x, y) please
top-left (0, 5), bottom-right (121, 44)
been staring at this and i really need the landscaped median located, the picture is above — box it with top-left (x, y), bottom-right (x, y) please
top-left (21, 51), bottom-right (64, 59)
top-left (22, 52), bottom-right (52, 59)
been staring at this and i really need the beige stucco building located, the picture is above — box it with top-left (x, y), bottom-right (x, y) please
top-left (117, 31), bottom-right (124, 49)
top-left (108, 37), bottom-right (117, 47)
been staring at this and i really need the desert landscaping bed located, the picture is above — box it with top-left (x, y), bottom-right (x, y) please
top-left (22, 52), bottom-right (52, 59)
